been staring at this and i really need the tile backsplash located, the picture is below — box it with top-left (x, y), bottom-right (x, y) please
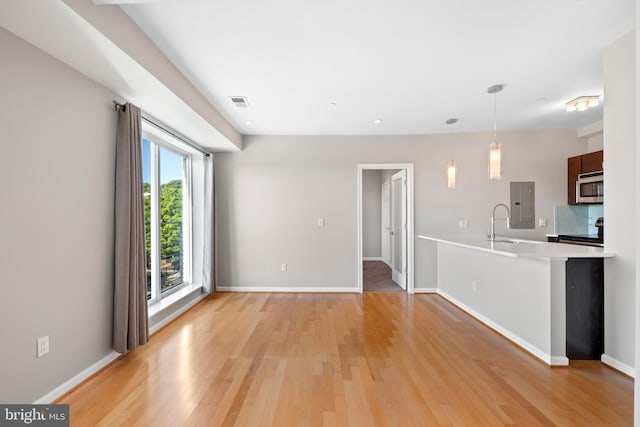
top-left (555, 204), bottom-right (603, 235)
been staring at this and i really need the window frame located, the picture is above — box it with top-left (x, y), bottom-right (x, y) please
top-left (142, 130), bottom-right (193, 305)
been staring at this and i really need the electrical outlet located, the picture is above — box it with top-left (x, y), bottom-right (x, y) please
top-left (538, 218), bottom-right (548, 227)
top-left (281, 263), bottom-right (287, 272)
top-left (37, 336), bottom-right (49, 358)
top-left (318, 218), bottom-right (325, 227)
top-left (459, 219), bottom-right (469, 229)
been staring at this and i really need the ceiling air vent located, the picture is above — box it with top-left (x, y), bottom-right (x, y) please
top-left (229, 96), bottom-right (250, 108)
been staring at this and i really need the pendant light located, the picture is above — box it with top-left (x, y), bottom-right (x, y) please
top-left (446, 118), bottom-right (458, 189)
top-left (488, 84), bottom-right (504, 180)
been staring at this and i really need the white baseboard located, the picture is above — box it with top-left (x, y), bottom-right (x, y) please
top-left (414, 287), bottom-right (438, 293)
top-left (550, 356), bottom-right (570, 366)
top-left (363, 257), bottom-right (383, 261)
top-left (216, 286), bottom-right (359, 293)
top-left (601, 354), bottom-right (635, 378)
top-left (34, 351), bottom-right (121, 404)
top-left (436, 290), bottom-right (566, 366)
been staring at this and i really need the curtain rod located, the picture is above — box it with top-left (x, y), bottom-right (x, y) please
top-left (113, 101), bottom-right (210, 157)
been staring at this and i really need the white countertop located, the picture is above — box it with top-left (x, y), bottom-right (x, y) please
top-left (417, 234), bottom-right (614, 260)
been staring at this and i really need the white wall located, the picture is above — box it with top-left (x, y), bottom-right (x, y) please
top-left (586, 133), bottom-right (604, 152)
top-left (0, 29), bottom-right (117, 402)
top-left (577, 120), bottom-right (604, 153)
top-left (215, 129), bottom-right (584, 290)
top-left (635, 2), bottom-right (640, 422)
top-left (603, 31), bottom-right (637, 372)
top-left (362, 170), bottom-right (382, 258)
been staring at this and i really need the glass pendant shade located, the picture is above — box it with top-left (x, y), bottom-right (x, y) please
top-left (447, 160), bottom-right (457, 189)
top-left (487, 84), bottom-right (504, 181)
top-left (489, 141), bottom-right (502, 180)
top-left (445, 117), bottom-right (458, 189)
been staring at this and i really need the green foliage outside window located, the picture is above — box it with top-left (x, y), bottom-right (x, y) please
top-left (159, 180), bottom-right (183, 278)
top-left (144, 179), bottom-right (184, 293)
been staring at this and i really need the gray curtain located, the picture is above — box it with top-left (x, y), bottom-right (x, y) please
top-left (113, 102), bottom-right (149, 354)
top-left (202, 154), bottom-right (215, 294)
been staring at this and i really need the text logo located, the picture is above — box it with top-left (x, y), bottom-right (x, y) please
top-left (0, 405), bottom-right (68, 426)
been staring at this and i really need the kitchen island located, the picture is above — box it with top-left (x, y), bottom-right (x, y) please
top-left (418, 234), bottom-right (614, 366)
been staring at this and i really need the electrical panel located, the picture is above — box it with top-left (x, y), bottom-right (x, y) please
top-left (510, 181), bottom-right (535, 229)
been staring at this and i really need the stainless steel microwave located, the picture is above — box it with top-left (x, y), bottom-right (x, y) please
top-left (576, 171), bottom-right (603, 203)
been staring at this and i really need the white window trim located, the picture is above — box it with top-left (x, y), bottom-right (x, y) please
top-left (142, 129), bottom-right (194, 305)
top-left (148, 140), bottom-right (160, 303)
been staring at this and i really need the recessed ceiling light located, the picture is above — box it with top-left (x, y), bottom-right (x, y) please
top-left (245, 120), bottom-right (254, 125)
top-left (373, 119), bottom-right (383, 124)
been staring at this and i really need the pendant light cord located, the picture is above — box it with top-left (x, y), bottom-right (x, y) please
top-left (449, 125), bottom-right (453, 157)
top-left (487, 84), bottom-right (503, 139)
top-left (446, 118), bottom-right (457, 156)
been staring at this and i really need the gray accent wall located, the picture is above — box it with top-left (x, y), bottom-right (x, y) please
top-left (0, 28), bottom-right (117, 403)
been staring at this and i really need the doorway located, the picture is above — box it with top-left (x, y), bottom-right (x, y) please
top-left (357, 164), bottom-right (414, 293)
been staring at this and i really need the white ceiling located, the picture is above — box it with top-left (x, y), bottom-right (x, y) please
top-left (121, 0), bottom-right (634, 136)
top-left (0, 0), bottom-right (243, 151)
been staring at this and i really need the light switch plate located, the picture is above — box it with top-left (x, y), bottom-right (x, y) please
top-left (37, 336), bottom-right (49, 358)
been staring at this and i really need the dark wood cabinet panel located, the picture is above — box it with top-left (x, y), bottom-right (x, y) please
top-left (581, 150), bottom-right (603, 173)
top-left (566, 258), bottom-right (604, 360)
top-left (568, 156), bottom-right (581, 205)
top-left (568, 150), bottom-right (603, 205)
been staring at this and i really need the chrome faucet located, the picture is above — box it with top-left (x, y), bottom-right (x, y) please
top-left (490, 203), bottom-right (510, 241)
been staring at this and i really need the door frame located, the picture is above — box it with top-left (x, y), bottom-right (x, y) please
top-left (357, 163), bottom-right (414, 293)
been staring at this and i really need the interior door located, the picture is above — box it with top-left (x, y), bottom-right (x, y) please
top-left (381, 181), bottom-right (391, 266)
top-left (391, 170), bottom-right (407, 290)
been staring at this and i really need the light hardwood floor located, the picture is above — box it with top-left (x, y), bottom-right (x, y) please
top-left (58, 293), bottom-right (633, 426)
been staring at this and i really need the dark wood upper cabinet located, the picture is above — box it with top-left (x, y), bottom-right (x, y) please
top-left (581, 150), bottom-right (604, 173)
top-left (568, 150), bottom-right (603, 205)
top-left (568, 156), bottom-right (581, 205)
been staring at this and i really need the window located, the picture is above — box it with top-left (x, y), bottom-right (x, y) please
top-left (142, 134), bottom-right (192, 302)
